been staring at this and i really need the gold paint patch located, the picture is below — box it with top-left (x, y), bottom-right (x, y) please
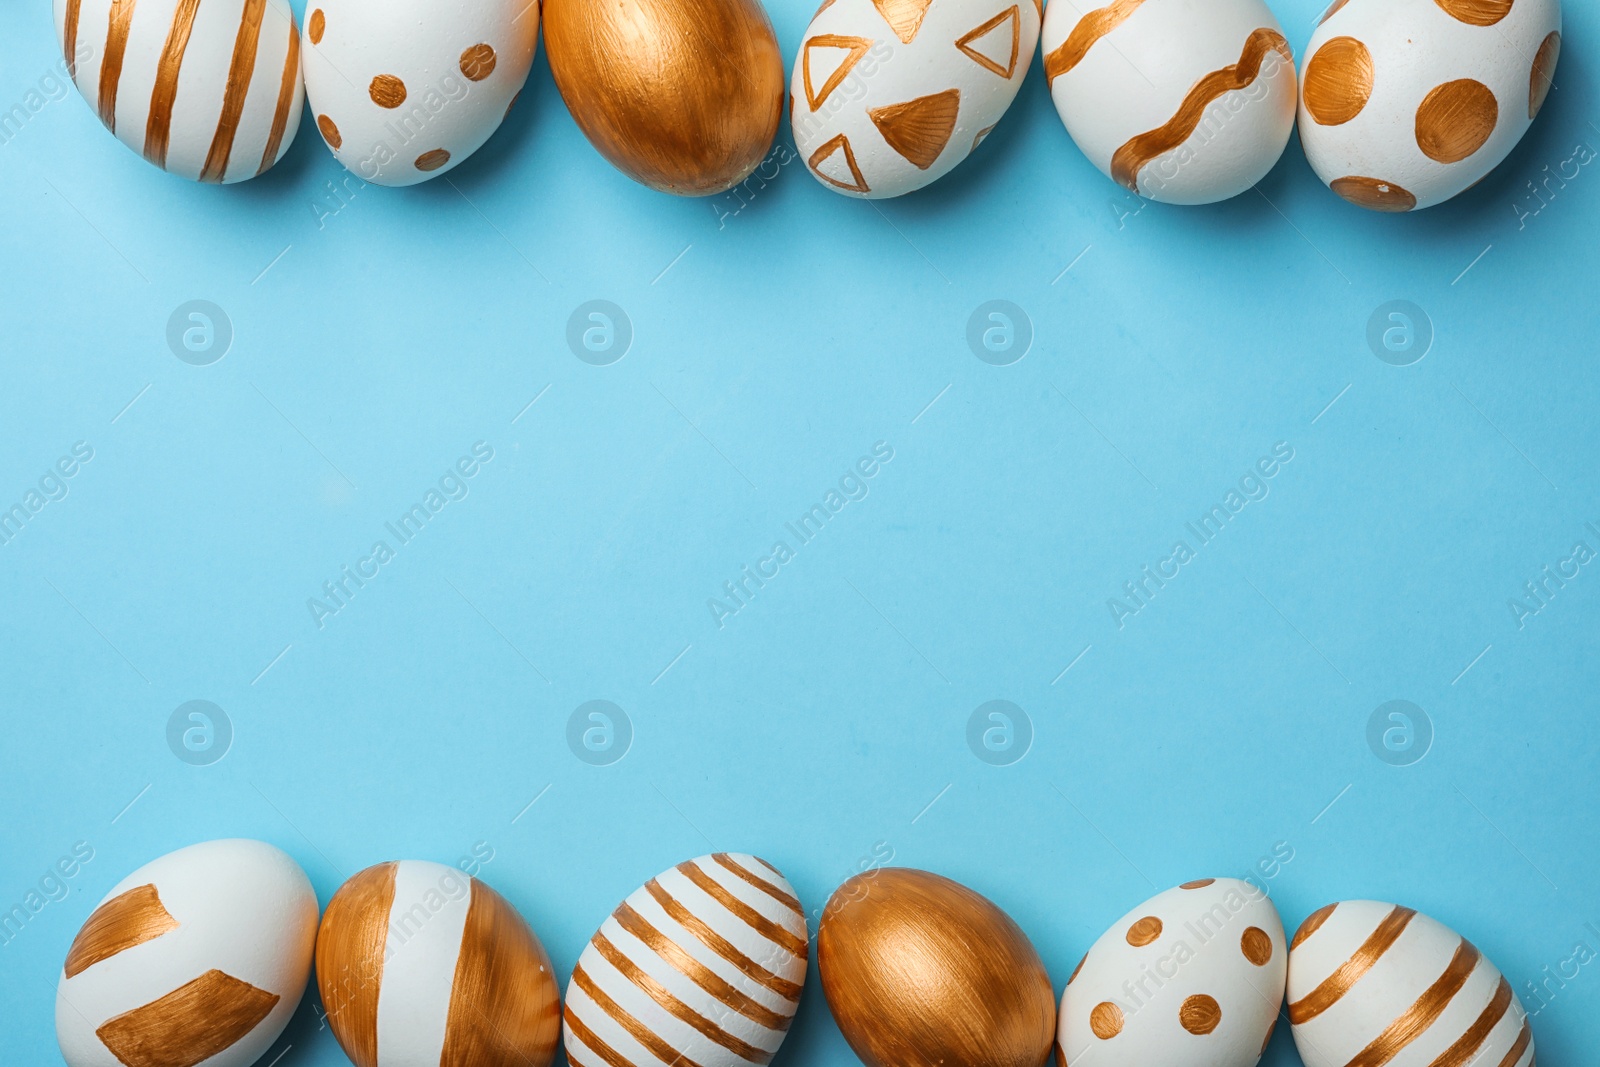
top-left (1090, 1001), bottom-right (1123, 1039)
top-left (308, 8), bottom-right (325, 44)
top-left (415, 149), bottom-right (451, 171)
top-left (1292, 903), bottom-right (1337, 949)
top-left (1180, 879), bottom-right (1216, 890)
top-left (971, 124), bottom-right (996, 153)
top-left (317, 114), bottom-right (342, 150)
top-left (1289, 906), bottom-right (1416, 1023)
top-left (1416, 79), bottom-right (1497, 163)
top-left (95, 969), bottom-right (280, 1067)
top-left (1433, 0), bottom-right (1514, 26)
top-left (1241, 926), bottom-right (1273, 966)
top-left (460, 43), bottom-right (497, 81)
top-left (64, 884), bottom-right (178, 979)
top-left (1529, 31), bottom-right (1560, 119)
top-left (316, 862), bottom-right (397, 1067)
top-left (956, 6), bottom-right (1021, 79)
top-left (1126, 916), bottom-right (1163, 947)
top-left (803, 34), bottom-right (872, 111)
top-left (872, 0), bottom-right (934, 43)
top-left (1331, 175), bottom-right (1417, 211)
top-left (439, 879), bottom-right (560, 1067)
top-left (869, 88), bottom-right (960, 170)
top-left (369, 74), bottom-right (407, 108)
top-left (1044, 0), bottom-right (1144, 82)
top-left (200, 0), bottom-right (269, 182)
top-left (1303, 36), bottom-right (1373, 126)
top-left (1180, 994), bottom-right (1221, 1035)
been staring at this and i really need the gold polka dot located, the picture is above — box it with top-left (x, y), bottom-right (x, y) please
top-left (1530, 31), bottom-right (1560, 119)
top-left (1068, 953), bottom-right (1087, 984)
top-left (1303, 36), bottom-right (1373, 126)
top-left (1416, 78), bottom-right (1498, 163)
top-left (317, 114), bottom-right (341, 150)
top-left (504, 91), bottom-right (521, 121)
top-left (1332, 175), bottom-right (1418, 212)
top-left (415, 149), bottom-right (451, 172)
top-left (1241, 926), bottom-right (1273, 966)
top-left (1261, 1015), bottom-right (1277, 1055)
top-left (1089, 1002), bottom-right (1123, 1040)
top-left (460, 43), bottom-right (498, 81)
top-left (1126, 917), bottom-right (1163, 947)
top-left (369, 75), bottom-right (407, 109)
top-left (1433, 0), bottom-right (1514, 26)
top-left (1292, 903), bottom-right (1337, 949)
top-left (1180, 879), bottom-right (1214, 890)
top-left (308, 8), bottom-right (325, 44)
top-left (1179, 994), bottom-right (1222, 1036)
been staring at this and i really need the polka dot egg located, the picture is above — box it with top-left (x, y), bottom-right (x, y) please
top-left (300, 0), bottom-right (539, 186)
top-left (1059, 878), bottom-right (1286, 1067)
top-left (1298, 0), bottom-right (1562, 212)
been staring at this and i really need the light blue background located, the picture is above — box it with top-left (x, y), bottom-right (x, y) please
top-left (2, 0), bottom-right (1597, 1063)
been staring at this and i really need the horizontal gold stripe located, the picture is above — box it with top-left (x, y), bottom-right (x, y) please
top-left (713, 854), bottom-right (803, 916)
top-left (65, 884), bottom-right (178, 978)
top-left (593, 932), bottom-right (771, 1063)
top-left (257, 12), bottom-right (298, 175)
top-left (645, 879), bottom-right (802, 1000)
top-left (199, 0), bottom-right (268, 181)
top-left (1289, 906), bottom-right (1416, 1024)
top-left (572, 964), bottom-right (709, 1067)
top-left (1345, 940), bottom-right (1480, 1067)
top-left (676, 861), bottom-right (807, 959)
top-left (1429, 977), bottom-right (1512, 1067)
top-left (614, 902), bottom-right (791, 1030)
top-left (1044, 0), bottom-right (1145, 82)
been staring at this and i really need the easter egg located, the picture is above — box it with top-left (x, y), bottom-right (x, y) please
top-left (563, 853), bottom-right (807, 1067)
top-left (315, 861), bottom-right (560, 1067)
top-left (1298, 0), bottom-right (1562, 212)
top-left (1040, 0), bottom-right (1297, 205)
top-left (543, 0), bottom-right (785, 196)
top-left (818, 867), bottom-right (1055, 1067)
top-left (791, 0), bottom-right (1041, 198)
top-left (52, 0), bottom-right (303, 182)
top-left (54, 839), bottom-right (317, 1067)
top-left (299, 0), bottom-right (538, 186)
top-left (1287, 901), bottom-right (1534, 1067)
top-left (1059, 878), bottom-right (1287, 1067)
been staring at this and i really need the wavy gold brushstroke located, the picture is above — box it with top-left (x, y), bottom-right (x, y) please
top-left (1495, 1019), bottom-right (1533, 1067)
top-left (713, 854), bottom-right (803, 916)
top-left (1344, 940), bottom-right (1481, 1067)
top-left (96, 969), bottom-right (279, 1067)
top-left (1044, 0), bottom-right (1145, 83)
top-left (98, 0), bottom-right (141, 131)
top-left (199, 0), bottom-right (268, 181)
top-left (677, 860), bottom-right (807, 958)
top-left (1110, 27), bottom-right (1291, 193)
top-left (257, 13), bottom-right (299, 175)
top-left (1429, 976), bottom-right (1513, 1067)
top-left (593, 931), bottom-right (773, 1062)
top-left (64, 884), bottom-right (178, 979)
top-left (645, 878), bottom-right (802, 999)
top-left (440, 879), bottom-right (560, 1067)
top-left (614, 901), bottom-right (792, 1029)
top-left (145, 0), bottom-right (204, 166)
top-left (316, 862), bottom-right (396, 1067)
top-left (63, 0), bottom-right (84, 77)
top-left (1288, 906), bottom-right (1416, 1024)
top-left (572, 964), bottom-right (711, 1067)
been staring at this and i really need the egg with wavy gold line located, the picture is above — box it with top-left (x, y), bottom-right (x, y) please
top-left (1059, 878), bottom-right (1286, 1067)
top-left (299, 0), bottom-right (538, 186)
top-left (792, 0), bottom-right (1041, 199)
top-left (1287, 901), bottom-right (1533, 1067)
top-left (543, 0), bottom-right (784, 196)
top-left (314, 861), bottom-right (560, 1067)
top-left (819, 867), bottom-right (1055, 1067)
top-left (1299, 0), bottom-right (1562, 212)
top-left (53, 0), bottom-right (304, 182)
top-left (564, 853), bottom-right (807, 1067)
top-left (1041, 0), bottom-right (1297, 205)
top-left (55, 839), bottom-right (317, 1067)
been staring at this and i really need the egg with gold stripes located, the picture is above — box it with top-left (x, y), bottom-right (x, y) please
top-left (1040, 0), bottom-right (1297, 205)
top-left (563, 853), bottom-right (808, 1067)
top-left (1287, 901), bottom-right (1534, 1067)
top-left (54, 839), bottom-right (317, 1067)
top-left (52, 0), bottom-right (304, 182)
top-left (315, 861), bottom-right (561, 1067)
top-left (1298, 0), bottom-right (1562, 212)
top-left (300, 0), bottom-right (539, 186)
top-left (791, 0), bottom-right (1041, 199)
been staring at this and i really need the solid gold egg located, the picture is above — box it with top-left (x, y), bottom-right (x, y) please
top-left (542, 0), bottom-right (784, 196)
top-left (818, 868), bottom-right (1057, 1067)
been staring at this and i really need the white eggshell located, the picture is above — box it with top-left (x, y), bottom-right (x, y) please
top-left (1298, 0), bottom-right (1562, 212)
top-left (1041, 0), bottom-right (1297, 205)
top-left (301, 0), bottom-right (538, 186)
top-left (1060, 878), bottom-right (1287, 1067)
top-left (564, 853), bottom-right (808, 1067)
top-left (53, 0), bottom-right (304, 182)
top-left (55, 839), bottom-right (317, 1067)
top-left (790, 0), bottom-right (1041, 198)
top-left (1287, 901), bottom-right (1533, 1067)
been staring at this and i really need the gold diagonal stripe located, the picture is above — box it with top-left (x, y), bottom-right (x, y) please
top-left (1344, 940), bottom-right (1481, 1067)
top-left (98, 0), bottom-right (140, 131)
top-left (64, 884), bottom-right (179, 978)
top-left (712, 855), bottom-right (803, 916)
top-left (199, 0), bottom-right (268, 181)
top-left (593, 932), bottom-right (772, 1063)
top-left (1289, 906), bottom-right (1417, 1024)
top-left (63, 0), bottom-right (84, 77)
top-left (1428, 977), bottom-right (1513, 1067)
top-left (1494, 1019), bottom-right (1533, 1067)
top-left (563, 1005), bottom-right (639, 1067)
top-left (571, 964), bottom-right (709, 1067)
top-left (644, 879), bottom-right (802, 1000)
top-left (144, 0), bottom-right (203, 166)
top-left (1044, 0), bottom-right (1145, 82)
top-left (257, 12), bottom-right (298, 175)
top-left (614, 902), bottom-right (792, 1031)
top-left (676, 861), bottom-right (807, 959)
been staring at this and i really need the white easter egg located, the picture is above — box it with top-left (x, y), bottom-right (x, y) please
top-left (52, 0), bottom-right (304, 182)
top-left (564, 853), bottom-right (808, 1067)
top-left (54, 839), bottom-right (317, 1067)
top-left (790, 0), bottom-right (1042, 198)
top-left (300, 0), bottom-right (538, 186)
top-left (1298, 0), bottom-right (1562, 212)
top-left (1040, 0), bottom-right (1297, 205)
top-left (1060, 878), bottom-right (1287, 1067)
top-left (1287, 901), bottom-right (1533, 1067)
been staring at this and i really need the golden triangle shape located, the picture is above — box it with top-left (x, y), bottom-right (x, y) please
top-left (803, 34), bottom-right (874, 111)
top-left (872, 0), bottom-right (934, 43)
top-left (957, 6), bottom-right (1022, 78)
top-left (808, 134), bottom-right (870, 193)
top-left (869, 88), bottom-right (961, 170)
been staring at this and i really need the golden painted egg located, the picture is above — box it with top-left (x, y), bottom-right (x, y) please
top-left (542, 0), bottom-right (785, 196)
top-left (818, 867), bottom-right (1056, 1067)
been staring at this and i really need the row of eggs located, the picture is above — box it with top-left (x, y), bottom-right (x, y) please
top-left (51, 0), bottom-right (1562, 210)
top-left (57, 838), bottom-right (1536, 1067)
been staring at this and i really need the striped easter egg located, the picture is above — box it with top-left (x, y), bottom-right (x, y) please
top-left (53, 0), bottom-right (304, 182)
top-left (315, 861), bottom-right (561, 1067)
top-left (564, 853), bottom-right (808, 1067)
top-left (1287, 901), bottom-right (1534, 1067)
